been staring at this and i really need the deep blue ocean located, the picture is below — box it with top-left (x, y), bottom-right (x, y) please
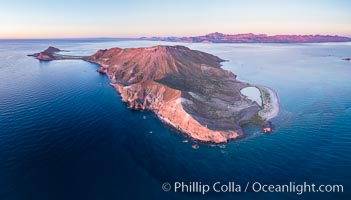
top-left (0, 39), bottom-right (350, 200)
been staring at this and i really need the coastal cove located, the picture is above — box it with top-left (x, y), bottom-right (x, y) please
top-left (0, 39), bottom-right (350, 200)
top-left (240, 87), bottom-right (262, 106)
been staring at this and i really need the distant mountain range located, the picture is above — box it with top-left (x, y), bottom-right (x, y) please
top-left (141, 32), bottom-right (351, 43)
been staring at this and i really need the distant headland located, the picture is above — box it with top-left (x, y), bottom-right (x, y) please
top-left (29, 46), bottom-right (279, 143)
top-left (141, 32), bottom-right (351, 43)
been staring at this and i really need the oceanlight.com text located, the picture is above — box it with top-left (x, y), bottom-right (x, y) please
top-left (161, 181), bottom-right (344, 195)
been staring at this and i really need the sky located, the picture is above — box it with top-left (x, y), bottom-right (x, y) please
top-left (0, 0), bottom-right (350, 38)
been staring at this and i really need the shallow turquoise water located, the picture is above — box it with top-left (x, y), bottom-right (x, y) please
top-left (0, 39), bottom-right (350, 200)
top-left (240, 87), bottom-right (262, 106)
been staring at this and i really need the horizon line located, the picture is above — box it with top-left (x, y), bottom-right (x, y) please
top-left (1, 32), bottom-right (351, 40)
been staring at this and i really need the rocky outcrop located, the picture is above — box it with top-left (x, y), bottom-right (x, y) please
top-left (28, 46), bottom-right (85, 61)
top-left (28, 46), bottom-right (61, 61)
top-left (142, 32), bottom-right (351, 43)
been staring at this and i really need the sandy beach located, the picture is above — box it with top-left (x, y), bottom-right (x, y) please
top-left (256, 85), bottom-right (280, 120)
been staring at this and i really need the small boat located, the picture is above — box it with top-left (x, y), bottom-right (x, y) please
top-left (192, 144), bottom-right (199, 149)
top-left (143, 116), bottom-right (147, 119)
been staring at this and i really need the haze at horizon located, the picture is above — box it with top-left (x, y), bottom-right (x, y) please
top-left (0, 0), bottom-right (350, 38)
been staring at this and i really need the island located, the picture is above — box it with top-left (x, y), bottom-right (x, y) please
top-left (28, 46), bottom-right (84, 61)
top-left (29, 46), bottom-right (279, 143)
top-left (142, 32), bottom-right (351, 43)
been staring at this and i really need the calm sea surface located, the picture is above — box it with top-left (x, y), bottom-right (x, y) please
top-left (0, 39), bottom-right (350, 200)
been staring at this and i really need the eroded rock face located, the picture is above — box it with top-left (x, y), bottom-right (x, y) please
top-left (86, 45), bottom-right (260, 143)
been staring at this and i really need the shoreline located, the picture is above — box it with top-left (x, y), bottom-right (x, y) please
top-left (256, 85), bottom-right (280, 120)
top-left (30, 46), bottom-right (279, 143)
top-left (108, 81), bottom-right (242, 144)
